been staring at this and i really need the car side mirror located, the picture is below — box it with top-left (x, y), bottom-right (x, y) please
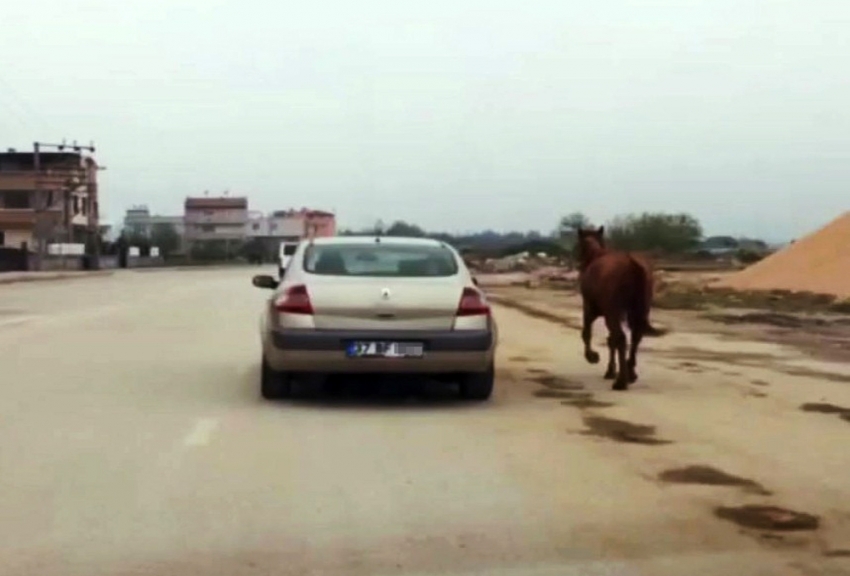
top-left (472, 276), bottom-right (479, 286)
top-left (252, 275), bottom-right (279, 290)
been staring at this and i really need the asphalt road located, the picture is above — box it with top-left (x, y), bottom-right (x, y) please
top-left (1, 269), bottom-right (848, 576)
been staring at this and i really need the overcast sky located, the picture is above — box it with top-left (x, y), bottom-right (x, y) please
top-left (1, 0), bottom-right (848, 240)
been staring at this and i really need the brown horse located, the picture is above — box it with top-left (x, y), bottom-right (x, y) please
top-left (576, 226), bottom-right (666, 390)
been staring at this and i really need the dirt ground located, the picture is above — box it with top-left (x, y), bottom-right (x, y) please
top-left (478, 270), bottom-right (850, 365)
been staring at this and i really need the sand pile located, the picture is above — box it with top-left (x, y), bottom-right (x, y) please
top-left (715, 211), bottom-right (850, 298)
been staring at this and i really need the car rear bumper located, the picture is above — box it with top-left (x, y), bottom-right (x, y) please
top-left (265, 328), bottom-right (495, 373)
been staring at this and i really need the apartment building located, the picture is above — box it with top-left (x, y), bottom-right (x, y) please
top-left (244, 207), bottom-right (336, 259)
top-left (123, 205), bottom-right (184, 237)
top-left (183, 195), bottom-right (248, 255)
top-left (0, 149), bottom-right (100, 250)
top-left (245, 208), bottom-right (336, 240)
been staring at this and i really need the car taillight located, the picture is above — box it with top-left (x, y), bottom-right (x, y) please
top-left (456, 287), bottom-right (490, 316)
top-left (274, 284), bottom-right (313, 314)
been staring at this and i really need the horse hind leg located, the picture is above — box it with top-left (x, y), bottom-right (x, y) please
top-left (603, 335), bottom-right (616, 379)
top-left (604, 315), bottom-right (629, 390)
top-left (582, 302), bottom-right (600, 364)
top-left (626, 312), bottom-right (644, 383)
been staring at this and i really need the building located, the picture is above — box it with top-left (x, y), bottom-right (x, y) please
top-left (244, 207), bottom-right (336, 260)
top-left (183, 195), bottom-right (249, 256)
top-left (123, 205), bottom-right (186, 253)
top-left (245, 210), bottom-right (303, 242)
top-left (0, 149), bottom-right (100, 251)
top-left (122, 205), bottom-right (185, 251)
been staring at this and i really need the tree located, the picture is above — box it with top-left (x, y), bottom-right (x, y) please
top-left (149, 223), bottom-right (182, 257)
top-left (606, 212), bottom-right (703, 254)
top-left (384, 220), bottom-right (426, 237)
top-left (558, 212), bottom-right (592, 237)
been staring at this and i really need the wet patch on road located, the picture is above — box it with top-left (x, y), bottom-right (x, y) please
top-left (563, 397), bottom-right (615, 409)
top-left (714, 505), bottom-right (820, 532)
top-left (533, 389), bottom-right (589, 399)
top-left (508, 355), bottom-right (532, 362)
top-left (529, 372), bottom-right (615, 408)
top-left (784, 368), bottom-right (850, 383)
top-left (800, 402), bottom-right (850, 414)
top-left (800, 402), bottom-right (850, 424)
top-left (531, 374), bottom-right (584, 390)
top-left (824, 549), bottom-right (850, 558)
top-left (744, 390), bottom-right (768, 398)
top-left (669, 361), bottom-right (708, 373)
top-left (658, 465), bottom-right (771, 495)
top-left (751, 379), bottom-right (770, 387)
top-left (580, 415), bottom-right (672, 445)
top-left (527, 367), bottom-right (547, 374)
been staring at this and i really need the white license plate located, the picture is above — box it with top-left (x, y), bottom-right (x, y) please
top-left (346, 341), bottom-right (424, 358)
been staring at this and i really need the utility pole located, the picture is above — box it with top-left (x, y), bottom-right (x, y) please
top-left (32, 140), bottom-right (97, 269)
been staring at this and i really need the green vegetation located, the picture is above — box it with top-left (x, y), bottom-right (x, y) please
top-left (652, 284), bottom-right (850, 315)
top-left (606, 212), bottom-right (703, 254)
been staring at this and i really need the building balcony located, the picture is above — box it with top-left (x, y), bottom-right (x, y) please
top-left (0, 171), bottom-right (87, 191)
top-left (0, 208), bottom-right (62, 230)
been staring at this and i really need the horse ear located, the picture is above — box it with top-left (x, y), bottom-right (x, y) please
top-left (597, 226), bottom-right (605, 236)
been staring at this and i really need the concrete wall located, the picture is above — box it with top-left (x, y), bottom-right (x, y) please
top-left (128, 256), bottom-right (165, 268)
top-left (31, 254), bottom-right (164, 271)
top-left (38, 256), bottom-right (84, 271)
top-left (1, 229), bottom-right (32, 248)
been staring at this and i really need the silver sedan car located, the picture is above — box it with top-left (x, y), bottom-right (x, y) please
top-left (251, 236), bottom-right (498, 401)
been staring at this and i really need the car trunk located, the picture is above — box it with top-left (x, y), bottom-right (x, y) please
top-left (306, 276), bottom-right (462, 330)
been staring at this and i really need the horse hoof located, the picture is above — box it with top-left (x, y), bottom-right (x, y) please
top-left (585, 351), bottom-right (600, 364)
top-left (629, 373), bottom-right (638, 383)
top-left (603, 370), bottom-right (616, 380)
top-left (612, 380), bottom-right (628, 391)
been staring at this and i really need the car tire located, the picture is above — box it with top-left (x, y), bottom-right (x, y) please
top-left (261, 356), bottom-right (292, 399)
top-left (459, 363), bottom-right (494, 401)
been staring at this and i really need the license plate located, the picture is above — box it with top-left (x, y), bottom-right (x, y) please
top-left (346, 341), bottom-right (424, 358)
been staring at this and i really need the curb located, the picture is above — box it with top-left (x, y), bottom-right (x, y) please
top-left (0, 271), bottom-right (114, 286)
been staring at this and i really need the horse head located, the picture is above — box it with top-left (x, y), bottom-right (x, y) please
top-left (576, 226), bottom-right (606, 269)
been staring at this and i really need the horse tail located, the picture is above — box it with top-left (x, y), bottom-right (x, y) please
top-left (628, 256), bottom-right (668, 337)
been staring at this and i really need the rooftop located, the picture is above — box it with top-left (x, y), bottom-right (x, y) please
top-left (185, 196), bottom-right (248, 210)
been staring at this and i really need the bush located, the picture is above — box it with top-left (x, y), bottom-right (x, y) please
top-left (736, 248), bottom-right (765, 264)
top-left (607, 212), bottom-right (703, 254)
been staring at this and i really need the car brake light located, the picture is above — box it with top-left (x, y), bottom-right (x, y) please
top-left (456, 287), bottom-right (490, 316)
top-left (274, 284), bottom-right (313, 314)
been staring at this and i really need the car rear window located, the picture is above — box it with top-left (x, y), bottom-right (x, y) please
top-left (303, 243), bottom-right (459, 277)
top-left (281, 244), bottom-right (298, 256)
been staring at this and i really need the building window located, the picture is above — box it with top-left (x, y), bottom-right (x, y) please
top-left (73, 196), bottom-right (80, 215)
top-left (81, 198), bottom-right (88, 216)
top-left (200, 224), bottom-right (215, 232)
top-left (252, 223), bottom-right (260, 231)
top-left (1, 190), bottom-right (30, 209)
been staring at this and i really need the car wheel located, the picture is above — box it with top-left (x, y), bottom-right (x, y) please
top-left (459, 363), bottom-right (494, 401)
top-left (261, 355), bottom-right (292, 399)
